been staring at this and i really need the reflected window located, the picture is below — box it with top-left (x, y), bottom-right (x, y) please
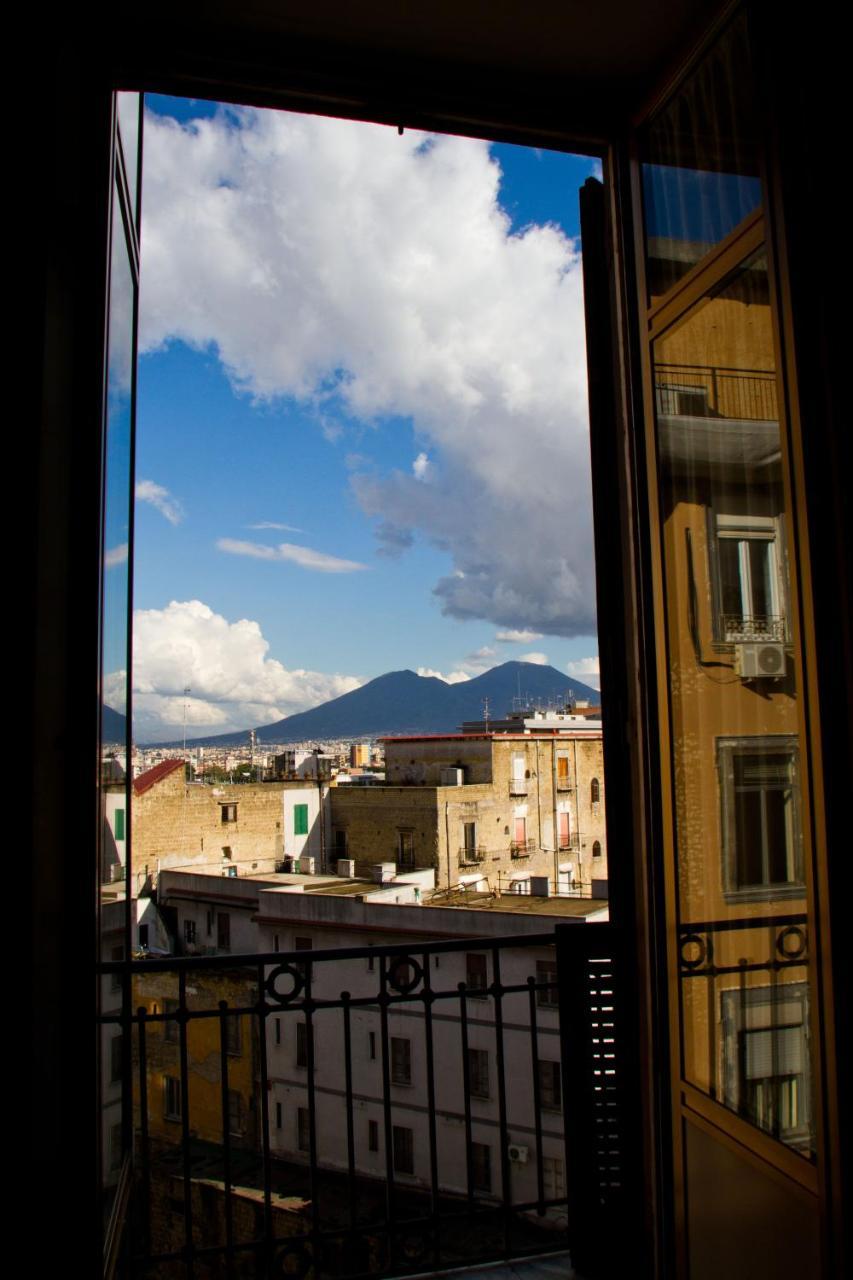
top-left (714, 514), bottom-right (785, 642)
top-left (718, 737), bottom-right (802, 897)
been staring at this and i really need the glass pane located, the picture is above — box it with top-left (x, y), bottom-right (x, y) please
top-left (99, 166), bottom-right (136, 1224)
top-left (641, 12), bottom-right (762, 302)
top-left (117, 92), bottom-right (141, 227)
top-left (652, 249), bottom-right (814, 1158)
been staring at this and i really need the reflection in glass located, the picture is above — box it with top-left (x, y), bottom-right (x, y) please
top-left (99, 157), bottom-right (136, 1226)
top-left (652, 249), bottom-right (814, 1158)
top-left (641, 12), bottom-right (762, 301)
top-left (117, 92), bottom-right (141, 227)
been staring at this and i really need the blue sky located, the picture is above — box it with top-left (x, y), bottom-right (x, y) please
top-left (123, 97), bottom-right (602, 739)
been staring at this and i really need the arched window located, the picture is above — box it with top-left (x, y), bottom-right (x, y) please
top-left (590, 777), bottom-right (601, 805)
top-left (592, 841), bottom-right (602, 859)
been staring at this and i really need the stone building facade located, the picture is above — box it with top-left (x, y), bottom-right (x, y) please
top-left (331, 732), bottom-right (607, 894)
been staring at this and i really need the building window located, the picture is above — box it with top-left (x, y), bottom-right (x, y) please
top-left (510, 753), bottom-right (527, 794)
top-left (556, 754), bottom-right (571, 789)
top-left (333, 829), bottom-right (348, 856)
top-left (164, 1076), bottom-right (182, 1121)
top-left (466, 953), bottom-right (488, 998)
top-left (543, 1156), bottom-right (565, 1201)
top-left (114, 807), bottom-right (125, 840)
top-left (110, 1033), bottom-right (123, 1084)
top-left (164, 998), bottom-right (179, 1043)
top-left (590, 777), bottom-right (600, 806)
top-left (294, 803), bottom-right (309, 836)
top-left (368, 1119), bottom-right (379, 1152)
top-left (536, 960), bottom-right (558, 1009)
top-left (275, 1101), bottom-right (282, 1130)
top-left (721, 983), bottom-right (811, 1151)
top-left (592, 840), bottom-right (602, 859)
top-left (538, 1060), bottom-right (562, 1111)
top-left (461, 821), bottom-right (478, 860)
top-left (227, 1089), bottom-right (243, 1136)
top-left (183, 919), bottom-right (196, 946)
top-left (296, 1021), bottom-right (310, 1069)
top-left (225, 1014), bottom-right (242, 1057)
top-left (221, 803), bottom-right (238, 824)
top-left (217, 912), bottom-right (231, 951)
top-left (206, 909), bottom-right (213, 937)
top-left (391, 1037), bottom-right (412, 1085)
top-left (397, 830), bottom-right (415, 867)
top-left (392, 1125), bottom-right (414, 1174)
top-left (512, 816), bottom-right (528, 855)
top-left (368, 1030), bottom-right (377, 1060)
top-left (713, 513), bottom-right (785, 641)
top-left (558, 811), bottom-right (571, 849)
top-left (718, 737), bottom-right (803, 897)
top-left (297, 1107), bottom-right (311, 1153)
top-left (468, 1047), bottom-right (490, 1099)
top-left (471, 1142), bottom-right (492, 1192)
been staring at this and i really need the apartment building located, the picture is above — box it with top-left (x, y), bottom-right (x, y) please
top-left (331, 732), bottom-right (607, 894)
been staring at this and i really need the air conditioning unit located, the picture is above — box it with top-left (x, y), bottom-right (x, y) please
top-left (298, 856), bottom-right (316, 875)
top-left (110, 863), bottom-right (126, 883)
top-left (440, 767), bottom-right (465, 786)
top-left (507, 1143), bottom-right (529, 1164)
top-left (337, 858), bottom-right (356, 878)
top-left (735, 642), bottom-right (785, 679)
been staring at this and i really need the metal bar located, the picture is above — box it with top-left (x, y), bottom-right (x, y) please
top-left (491, 945), bottom-right (513, 1257)
top-left (341, 992), bottom-right (358, 1231)
top-left (459, 980), bottom-right (475, 1209)
top-left (255, 958), bottom-right (274, 1273)
top-left (217, 1001), bottom-right (235, 1279)
top-left (177, 968), bottom-right (195, 1279)
top-left (304, 958), bottom-right (320, 1265)
top-left (136, 1004), bottom-right (151, 1262)
top-left (527, 977), bottom-right (546, 1214)
top-left (677, 913), bottom-right (807, 935)
top-left (422, 950), bottom-right (441, 1268)
top-left (379, 952), bottom-right (396, 1256)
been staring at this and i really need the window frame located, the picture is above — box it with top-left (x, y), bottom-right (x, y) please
top-left (392, 1124), bottom-right (414, 1175)
top-left (717, 734), bottom-right (804, 901)
top-left (390, 1036), bottom-right (412, 1086)
top-left (710, 510), bottom-right (788, 643)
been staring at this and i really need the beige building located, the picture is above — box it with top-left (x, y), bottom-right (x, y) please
top-left (131, 760), bottom-right (330, 889)
top-left (331, 731), bottom-right (607, 894)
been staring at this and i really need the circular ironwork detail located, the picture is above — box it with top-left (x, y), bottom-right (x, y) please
top-left (265, 963), bottom-right (305, 1006)
top-left (393, 1227), bottom-right (431, 1266)
top-left (274, 1244), bottom-right (313, 1278)
top-left (777, 924), bottom-right (807, 961)
top-left (387, 955), bottom-right (423, 994)
top-left (679, 932), bottom-right (708, 971)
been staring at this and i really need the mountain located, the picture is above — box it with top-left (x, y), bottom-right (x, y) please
top-left (102, 704), bottom-right (128, 744)
top-left (154, 661), bottom-right (599, 748)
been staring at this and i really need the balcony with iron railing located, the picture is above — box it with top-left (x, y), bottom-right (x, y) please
top-left (510, 840), bottom-right (536, 859)
top-left (654, 364), bottom-right (778, 422)
top-left (457, 845), bottom-right (488, 865)
top-left (509, 780), bottom-right (529, 796)
top-left (102, 928), bottom-right (634, 1279)
top-left (720, 614), bottom-right (786, 643)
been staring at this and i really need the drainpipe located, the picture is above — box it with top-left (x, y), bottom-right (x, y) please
top-left (444, 799), bottom-right (451, 890)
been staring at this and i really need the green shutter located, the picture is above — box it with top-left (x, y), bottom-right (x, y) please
top-left (294, 804), bottom-right (308, 836)
top-left (114, 808), bottom-right (125, 841)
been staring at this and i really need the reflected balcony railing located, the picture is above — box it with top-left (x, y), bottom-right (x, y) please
top-left (721, 614), bottom-right (786, 642)
top-left (655, 363), bottom-right (778, 422)
top-left (101, 927), bottom-right (636, 1278)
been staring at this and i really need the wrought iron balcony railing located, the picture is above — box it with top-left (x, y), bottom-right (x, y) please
top-left (510, 840), bottom-right (535, 858)
top-left (457, 845), bottom-right (487, 864)
top-left (721, 614), bottom-right (786, 642)
top-left (101, 926), bottom-right (637, 1279)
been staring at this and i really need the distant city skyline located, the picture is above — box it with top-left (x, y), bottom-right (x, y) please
top-left (113, 95), bottom-right (602, 739)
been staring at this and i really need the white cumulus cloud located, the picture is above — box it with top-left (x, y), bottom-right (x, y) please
top-left (416, 666), bottom-right (471, 684)
top-left (136, 479), bottom-right (184, 525)
top-left (566, 655), bottom-right (600, 690)
top-left (115, 599), bottom-right (362, 740)
top-left (520, 651), bottom-right (549, 665)
top-left (495, 628), bottom-right (544, 643)
top-left (217, 538), bottom-right (367, 573)
top-left (412, 452), bottom-right (431, 481)
top-left (141, 109), bottom-right (596, 637)
top-left (105, 543), bottom-right (129, 569)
